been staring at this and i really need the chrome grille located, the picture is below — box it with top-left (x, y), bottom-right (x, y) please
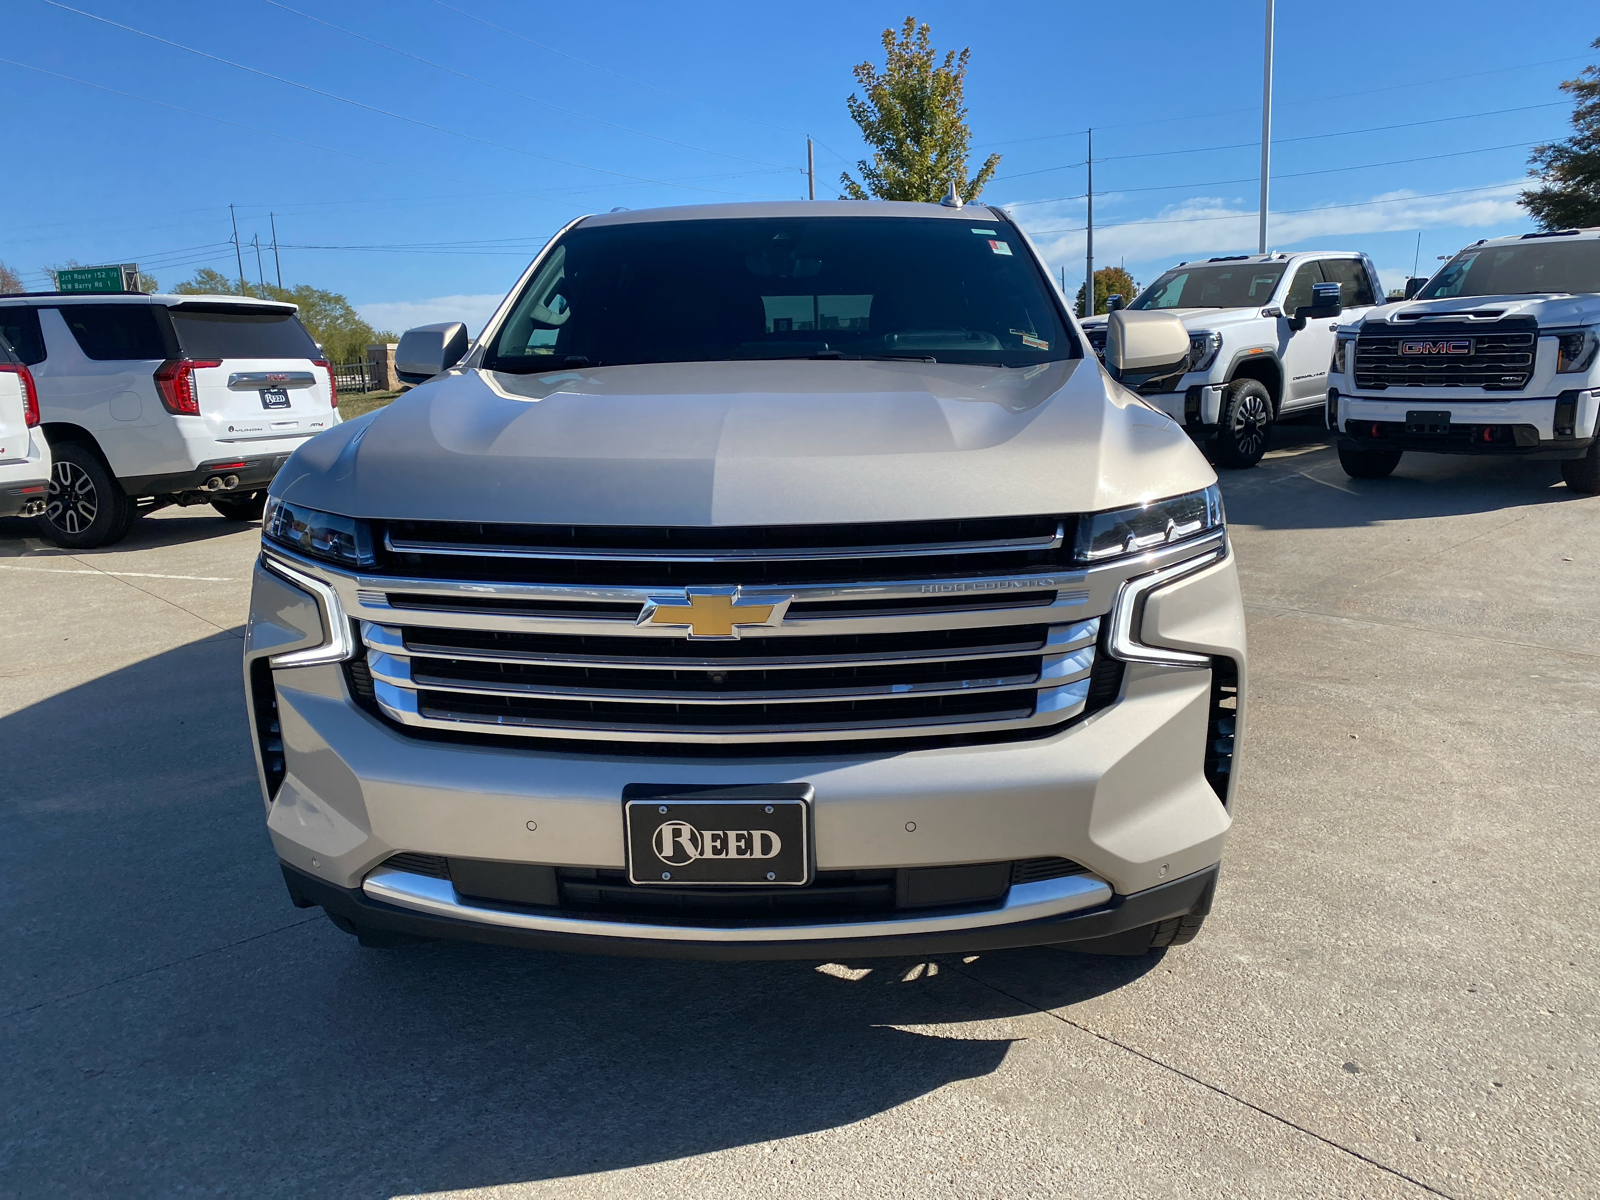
top-left (352, 516), bottom-right (1111, 748)
top-left (1354, 319), bottom-right (1538, 392)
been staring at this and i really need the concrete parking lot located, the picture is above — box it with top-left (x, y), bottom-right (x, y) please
top-left (2, 426), bottom-right (1595, 1199)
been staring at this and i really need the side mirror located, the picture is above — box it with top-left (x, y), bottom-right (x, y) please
top-left (1104, 310), bottom-right (1190, 392)
top-left (1295, 281), bottom-right (1343, 326)
top-left (1403, 276), bottom-right (1428, 300)
top-left (1105, 294), bottom-right (1125, 313)
top-left (395, 321), bottom-right (470, 384)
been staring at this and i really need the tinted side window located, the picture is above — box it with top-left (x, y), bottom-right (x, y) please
top-left (0, 307), bottom-right (47, 365)
top-left (1321, 259), bottom-right (1376, 306)
top-left (59, 304), bottom-right (173, 361)
top-left (1282, 262), bottom-right (1326, 314)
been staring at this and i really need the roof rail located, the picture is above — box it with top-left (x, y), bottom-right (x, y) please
top-left (1207, 255), bottom-right (1249, 262)
top-left (1520, 228), bottom-right (1584, 239)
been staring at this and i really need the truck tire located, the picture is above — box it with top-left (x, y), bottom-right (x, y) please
top-left (39, 440), bottom-right (138, 549)
top-left (1560, 440), bottom-right (1600, 494)
top-left (1338, 443), bottom-right (1402, 480)
top-left (1212, 379), bottom-right (1274, 469)
top-left (212, 491), bottom-right (268, 522)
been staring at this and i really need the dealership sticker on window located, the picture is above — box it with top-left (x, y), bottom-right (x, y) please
top-left (970, 228), bottom-right (997, 236)
top-left (988, 240), bottom-right (1013, 256)
top-left (1012, 329), bottom-right (1049, 350)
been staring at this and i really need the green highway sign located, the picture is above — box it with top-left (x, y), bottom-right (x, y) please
top-left (54, 264), bottom-right (136, 293)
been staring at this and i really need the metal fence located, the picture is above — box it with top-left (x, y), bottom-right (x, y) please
top-left (330, 359), bottom-right (373, 394)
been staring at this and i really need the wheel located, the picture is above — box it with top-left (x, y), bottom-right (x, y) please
top-left (40, 440), bottom-right (137, 548)
top-left (212, 490), bottom-right (267, 521)
top-left (1561, 440), bottom-right (1600, 494)
top-left (325, 912), bottom-right (429, 949)
top-left (1211, 379), bottom-right (1274, 469)
top-left (1338, 443), bottom-right (1403, 480)
top-left (1148, 913), bottom-right (1206, 948)
top-left (1060, 912), bottom-right (1208, 955)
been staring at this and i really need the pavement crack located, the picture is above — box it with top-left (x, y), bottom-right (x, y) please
top-left (64, 553), bottom-right (240, 636)
top-left (950, 964), bottom-right (1461, 1200)
top-left (3, 916), bottom-right (322, 1021)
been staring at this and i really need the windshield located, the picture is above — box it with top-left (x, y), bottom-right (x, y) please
top-left (1130, 263), bottom-right (1286, 310)
top-left (482, 216), bottom-right (1074, 371)
top-left (1417, 240), bottom-right (1600, 299)
top-left (168, 305), bottom-right (320, 359)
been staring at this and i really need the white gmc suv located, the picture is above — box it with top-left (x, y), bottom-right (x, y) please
top-left (0, 293), bottom-right (339, 547)
top-left (1083, 251), bottom-right (1382, 467)
top-left (1329, 228), bottom-right (1600, 489)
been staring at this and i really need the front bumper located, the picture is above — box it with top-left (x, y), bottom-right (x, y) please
top-left (1333, 387), bottom-right (1600, 457)
top-left (1144, 385), bottom-right (1224, 435)
top-left (245, 544), bottom-right (1246, 958)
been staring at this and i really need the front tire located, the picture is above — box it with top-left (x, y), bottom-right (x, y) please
top-left (1338, 443), bottom-right (1402, 480)
top-left (1561, 440), bottom-right (1600, 494)
top-left (212, 491), bottom-right (267, 522)
top-left (1212, 379), bottom-right (1274, 469)
top-left (40, 440), bottom-right (137, 549)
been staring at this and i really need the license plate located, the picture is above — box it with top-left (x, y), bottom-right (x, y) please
top-left (623, 784), bottom-right (811, 886)
top-left (1405, 410), bottom-right (1452, 434)
top-left (259, 387), bottom-right (291, 410)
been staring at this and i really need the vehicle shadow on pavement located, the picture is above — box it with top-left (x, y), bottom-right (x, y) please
top-left (0, 637), bottom-right (1161, 1198)
top-left (1213, 422), bottom-right (1582, 530)
top-left (0, 507), bottom-right (257, 553)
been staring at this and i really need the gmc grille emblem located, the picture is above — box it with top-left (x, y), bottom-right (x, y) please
top-left (1399, 339), bottom-right (1472, 356)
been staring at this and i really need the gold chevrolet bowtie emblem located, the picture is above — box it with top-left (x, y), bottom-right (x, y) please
top-left (637, 589), bottom-right (791, 639)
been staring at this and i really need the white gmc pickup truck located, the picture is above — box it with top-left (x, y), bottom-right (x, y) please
top-left (1329, 228), bottom-right (1600, 489)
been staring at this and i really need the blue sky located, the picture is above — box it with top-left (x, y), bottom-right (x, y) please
top-left (2, 0), bottom-right (1594, 335)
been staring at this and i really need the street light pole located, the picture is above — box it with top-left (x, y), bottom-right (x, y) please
top-left (807, 137), bottom-right (815, 200)
top-left (1084, 128), bottom-right (1094, 318)
top-left (1258, 0), bottom-right (1274, 254)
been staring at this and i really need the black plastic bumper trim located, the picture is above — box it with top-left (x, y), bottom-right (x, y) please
top-left (279, 860), bottom-right (1220, 961)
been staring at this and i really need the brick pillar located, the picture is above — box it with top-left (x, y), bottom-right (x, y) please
top-left (366, 343), bottom-right (399, 391)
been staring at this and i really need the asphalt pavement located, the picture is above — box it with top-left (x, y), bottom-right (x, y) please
top-left (2, 425), bottom-right (1595, 1199)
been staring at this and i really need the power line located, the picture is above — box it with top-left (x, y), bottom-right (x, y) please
top-left (1020, 182), bottom-right (1524, 238)
top-left (41, 1), bottom-right (796, 198)
top-left (429, 0), bottom-right (811, 137)
top-left (262, 0), bottom-right (800, 174)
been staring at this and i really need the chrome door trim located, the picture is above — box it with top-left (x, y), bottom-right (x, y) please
top-left (362, 866), bottom-right (1113, 943)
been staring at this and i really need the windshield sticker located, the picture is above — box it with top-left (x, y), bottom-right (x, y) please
top-left (1012, 329), bottom-right (1049, 349)
top-left (988, 240), bottom-right (1013, 256)
top-left (970, 228), bottom-right (997, 235)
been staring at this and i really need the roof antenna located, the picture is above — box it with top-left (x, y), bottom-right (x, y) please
top-left (940, 179), bottom-right (963, 208)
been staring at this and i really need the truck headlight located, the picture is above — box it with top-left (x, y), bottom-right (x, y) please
top-left (263, 497), bottom-right (376, 568)
top-left (1074, 485), bottom-right (1225, 564)
top-left (1557, 331), bottom-right (1599, 374)
top-left (1331, 334), bottom-right (1356, 375)
top-left (1187, 331), bottom-right (1223, 373)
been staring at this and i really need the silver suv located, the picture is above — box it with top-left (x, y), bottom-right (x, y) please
top-left (245, 201), bottom-right (1247, 960)
top-left (1083, 251), bottom-right (1383, 467)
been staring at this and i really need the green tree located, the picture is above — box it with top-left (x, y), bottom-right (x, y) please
top-left (1075, 266), bottom-right (1140, 318)
top-left (173, 269), bottom-right (396, 362)
top-left (840, 18), bottom-right (1000, 204)
top-left (1523, 39), bottom-right (1600, 230)
top-left (0, 261), bottom-right (23, 294)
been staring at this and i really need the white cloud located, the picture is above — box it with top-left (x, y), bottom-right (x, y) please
top-left (355, 293), bottom-right (505, 339)
top-left (1013, 182), bottom-right (1527, 273)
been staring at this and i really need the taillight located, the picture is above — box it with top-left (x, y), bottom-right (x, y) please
top-left (153, 359), bottom-right (221, 415)
top-left (0, 362), bottom-right (39, 426)
top-left (312, 359), bottom-right (338, 409)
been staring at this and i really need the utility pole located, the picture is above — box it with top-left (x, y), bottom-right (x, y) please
top-left (1258, 0), bottom-right (1274, 254)
top-left (229, 204), bottom-right (246, 295)
top-left (807, 137), bottom-right (815, 200)
top-left (1084, 128), bottom-right (1094, 318)
top-left (252, 234), bottom-right (266, 292)
top-left (269, 212), bottom-right (283, 288)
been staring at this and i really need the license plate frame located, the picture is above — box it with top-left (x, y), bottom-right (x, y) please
top-left (259, 387), bottom-right (291, 410)
top-left (1404, 410), bottom-right (1452, 435)
top-left (622, 783), bottom-right (812, 887)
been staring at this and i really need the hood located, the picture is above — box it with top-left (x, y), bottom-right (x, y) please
top-left (1360, 293), bottom-right (1600, 329)
top-left (273, 359), bottom-right (1215, 526)
top-left (1081, 306), bottom-right (1266, 332)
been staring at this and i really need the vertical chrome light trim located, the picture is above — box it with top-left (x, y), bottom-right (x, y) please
top-left (1107, 549), bottom-right (1224, 668)
top-left (263, 556), bottom-right (356, 667)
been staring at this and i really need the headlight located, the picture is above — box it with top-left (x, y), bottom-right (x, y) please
top-left (1187, 331), bottom-right (1223, 373)
top-left (1074, 485), bottom-right (1225, 564)
top-left (1331, 334), bottom-right (1356, 375)
top-left (1557, 331), bottom-right (1599, 374)
top-left (263, 497), bottom-right (375, 567)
